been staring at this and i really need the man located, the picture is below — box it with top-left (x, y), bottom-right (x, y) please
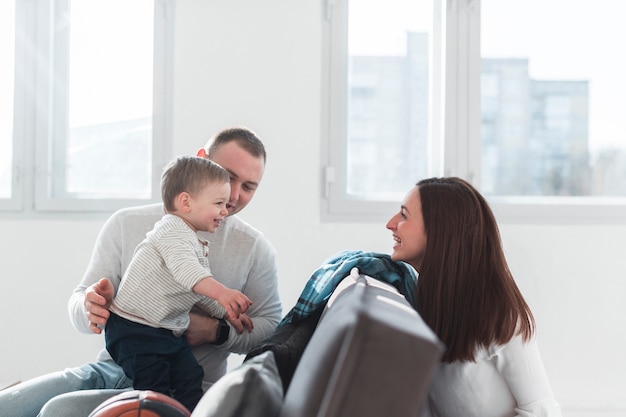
top-left (0, 127), bottom-right (282, 417)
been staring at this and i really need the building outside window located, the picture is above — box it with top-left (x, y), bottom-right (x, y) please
top-left (323, 0), bottom-right (626, 222)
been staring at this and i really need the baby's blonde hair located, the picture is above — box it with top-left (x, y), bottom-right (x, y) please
top-left (161, 156), bottom-right (229, 213)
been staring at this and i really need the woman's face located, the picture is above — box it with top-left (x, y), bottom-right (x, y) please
top-left (386, 186), bottom-right (427, 271)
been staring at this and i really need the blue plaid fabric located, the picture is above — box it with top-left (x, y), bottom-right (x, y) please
top-left (278, 250), bottom-right (418, 327)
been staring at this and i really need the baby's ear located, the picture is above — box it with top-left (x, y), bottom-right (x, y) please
top-left (176, 191), bottom-right (193, 212)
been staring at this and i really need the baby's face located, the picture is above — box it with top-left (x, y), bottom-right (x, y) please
top-left (187, 181), bottom-right (231, 233)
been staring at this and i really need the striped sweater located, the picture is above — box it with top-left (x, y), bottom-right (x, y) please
top-left (110, 213), bottom-right (225, 335)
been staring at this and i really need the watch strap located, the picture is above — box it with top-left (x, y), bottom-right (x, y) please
top-left (214, 318), bottom-right (230, 345)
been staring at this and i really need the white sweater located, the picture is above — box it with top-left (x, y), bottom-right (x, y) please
top-left (419, 334), bottom-right (562, 417)
top-left (68, 203), bottom-right (282, 385)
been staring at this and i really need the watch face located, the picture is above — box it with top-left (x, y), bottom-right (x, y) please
top-left (216, 319), bottom-right (230, 345)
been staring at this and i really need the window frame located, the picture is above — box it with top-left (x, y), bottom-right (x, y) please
top-left (1, 0), bottom-right (173, 214)
top-left (322, 0), bottom-right (444, 222)
top-left (0, 0), bottom-right (23, 212)
top-left (322, 0), bottom-right (626, 224)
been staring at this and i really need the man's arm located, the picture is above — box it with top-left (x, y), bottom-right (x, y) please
top-left (218, 236), bottom-right (282, 354)
top-left (185, 311), bottom-right (221, 345)
top-left (67, 212), bottom-right (125, 334)
top-left (67, 205), bottom-right (161, 334)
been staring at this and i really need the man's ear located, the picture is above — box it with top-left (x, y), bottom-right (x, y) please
top-left (196, 148), bottom-right (208, 159)
top-left (176, 192), bottom-right (192, 212)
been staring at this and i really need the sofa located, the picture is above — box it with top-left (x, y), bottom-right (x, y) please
top-left (191, 272), bottom-right (443, 417)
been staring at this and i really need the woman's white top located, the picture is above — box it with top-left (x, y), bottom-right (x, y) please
top-left (420, 334), bottom-right (562, 417)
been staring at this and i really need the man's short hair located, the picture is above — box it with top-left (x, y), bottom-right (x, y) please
top-left (205, 127), bottom-right (266, 163)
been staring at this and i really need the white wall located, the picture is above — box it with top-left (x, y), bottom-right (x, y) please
top-left (1, 1), bottom-right (625, 415)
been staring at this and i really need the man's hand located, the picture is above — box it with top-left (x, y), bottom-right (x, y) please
top-left (84, 277), bottom-right (114, 334)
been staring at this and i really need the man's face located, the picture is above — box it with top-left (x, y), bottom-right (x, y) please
top-left (198, 141), bottom-right (265, 216)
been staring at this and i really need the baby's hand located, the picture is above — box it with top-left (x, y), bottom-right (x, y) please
top-left (227, 313), bottom-right (254, 334)
top-left (218, 288), bottom-right (252, 321)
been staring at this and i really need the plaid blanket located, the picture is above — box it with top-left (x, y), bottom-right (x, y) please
top-left (278, 250), bottom-right (418, 327)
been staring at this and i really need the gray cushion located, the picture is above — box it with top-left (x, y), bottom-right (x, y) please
top-left (280, 275), bottom-right (443, 417)
top-left (191, 351), bottom-right (283, 417)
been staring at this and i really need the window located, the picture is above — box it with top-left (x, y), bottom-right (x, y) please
top-left (323, 0), bottom-right (436, 221)
top-left (323, 0), bottom-right (626, 223)
top-left (1, 0), bottom-right (173, 213)
top-left (0, 1), bottom-right (16, 205)
top-left (481, 0), bottom-right (626, 202)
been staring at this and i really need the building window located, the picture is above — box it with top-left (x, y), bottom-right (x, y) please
top-left (323, 0), bottom-right (626, 222)
top-left (481, 0), bottom-right (626, 200)
top-left (1, 0), bottom-right (173, 213)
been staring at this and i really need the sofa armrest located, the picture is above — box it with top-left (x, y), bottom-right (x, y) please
top-left (280, 274), bottom-right (443, 417)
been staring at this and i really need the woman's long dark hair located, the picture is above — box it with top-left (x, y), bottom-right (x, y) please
top-left (415, 177), bottom-right (534, 363)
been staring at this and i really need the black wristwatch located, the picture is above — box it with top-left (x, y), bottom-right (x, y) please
top-left (214, 318), bottom-right (230, 345)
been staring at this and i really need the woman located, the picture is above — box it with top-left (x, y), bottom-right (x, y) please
top-left (386, 177), bottom-right (561, 417)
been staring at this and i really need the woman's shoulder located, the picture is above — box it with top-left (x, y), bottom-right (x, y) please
top-left (478, 332), bottom-right (538, 360)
